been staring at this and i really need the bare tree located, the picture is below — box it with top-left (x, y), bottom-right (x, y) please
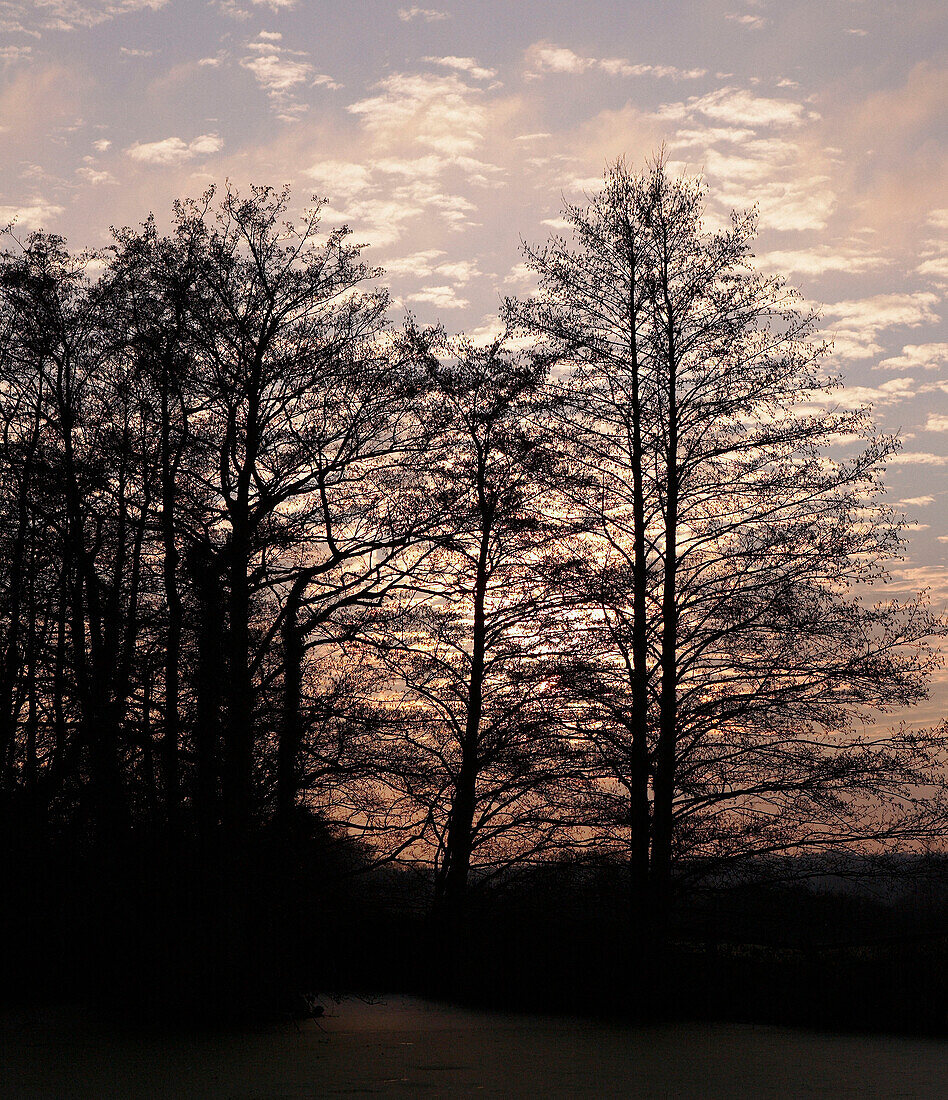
top-left (167, 185), bottom-right (431, 836)
top-left (510, 157), bottom-right (947, 918)
top-left (0, 232), bottom-right (158, 838)
top-left (353, 336), bottom-right (583, 911)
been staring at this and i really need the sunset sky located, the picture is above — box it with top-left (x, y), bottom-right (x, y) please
top-left (2, 0), bottom-right (946, 723)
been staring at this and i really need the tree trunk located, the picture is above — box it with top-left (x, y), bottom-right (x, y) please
top-left (193, 546), bottom-right (224, 835)
top-left (650, 276), bottom-right (680, 917)
top-left (0, 411), bottom-right (39, 788)
top-left (623, 224), bottom-right (652, 904)
top-left (160, 377), bottom-right (183, 829)
top-left (225, 525), bottom-right (254, 836)
top-left (438, 519), bottom-right (491, 912)
top-left (277, 594), bottom-right (304, 829)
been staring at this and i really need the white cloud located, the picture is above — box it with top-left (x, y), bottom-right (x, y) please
top-left (1, 0), bottom-right (168, 34)
top-left (923, 414), bottom-right (948, 433)
top-left (877, 343), bottom-right (948, 372)
top-left (527, 44), bottom-right (588, 75)
top-left (672, 125), bottom-right (757, 147)
top-left (899, 496), bottom-right (936, 507)
top-left (822, 293), bottom-right (941, 361)
top-left (323, 176), bottom-right (477, 248)
top-left (239, 36), bottom-right (340, 119)
top-left (77, 166), bottom-right (117, 185)
top-left (601, 58), bottom-right (706, 80)
top-left (503, 261), bottom-right (536, 286)
top-left (660, 100), bottom-right (838, 233)
top-left (216, 0), bottom-right (250, 18)
top-left (525, 42), bottom-right (705, 81)
top-left (756, 245), bottom-right (888, 277)
top-left (407, 285), bottom-right (470, 309)
top-left (426, 56), bottom-right (497, 81)
top-left (884, 452), bottom-right (948, 466)
top-left (824, 377), bottom-right (918, 409)
top-left (917, 254), bottom-right (948, 282)
top-left (307, 155), bottom-right (501, 204)
top-left (715, 175), bottom-right (837, 232)
top-left (183, 133), bottom-right (222, 156)
top-left (241, 52), bottom-right (313, 94)
top-left (398, 7), bottom-right (448, 20)
top-left (703, 144), bottom-right (787, 183)
top-left (659, 86), bottom-right (814, 128)
top-left (126, 133), bottom-right (223, 166)
top-left (319, 197), bottom-right (417, 249)
top-left (0, 200), bottom-right (64, 229)
top-left (431, 259), bottom-right (479, 283)
top-left (375, 251), bottom-right (480, 285)
top-left (92, 138), bottom-right (112, 152)
top-left (680, 135), bottom-right (836, 234)
top-left (348, 72), bottom-right (490, 156)
top-left (305, 161), bottom-right (374, 196)
top-left (824, 293), bottom-right (941, 333)
top-left (304, 144), bottom-right (501, 248)
top-left (375, 154), bottom-right (502, 184)
top-left (725, 12), bottom-right (767, 29)
top-left (382, 249), bottom-right (446, 278)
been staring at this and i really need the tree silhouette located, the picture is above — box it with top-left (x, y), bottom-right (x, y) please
top-left (355, 336), bottom-right (582, 911)
top-left (0, 169), bottom-right (944, 1021)
top-left (510, 157), bottom-right (947, 918)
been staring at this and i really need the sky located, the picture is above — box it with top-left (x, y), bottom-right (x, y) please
top-left (1, 0), bottom-right (946, 724)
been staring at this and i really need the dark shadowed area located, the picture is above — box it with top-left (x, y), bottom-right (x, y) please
top-left (2, 996), bottom-right (947, 1098)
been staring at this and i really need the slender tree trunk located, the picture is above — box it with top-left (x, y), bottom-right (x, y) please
top-left (623, 225), bottom-right (652, 904)
top-left (223, 352), bottom-right (262, 839)
top-left (650, 275), bottom-right (680, 916)
top-left (277, 593), bottom-right (304, 829)
top-left (193, 547), bottom-right (224, 835)
top-left (160, 377), bottom-right (183, 828)
top-left (57, 358), bottom-right (127, 837)
top-left (90, 432), bottom-right (136, 840)
top-left (439, 519), bottom-right (491, 911)
top-left (0, 414), bottom-right (39, 785)
top-left (0, 501), bottom-right (26, 789)
top-left (140, 669), bottom-right (159, 823)
top-left (52, 563), bottom-right (69, 776)
top-left (225, 524), bottom-right (254, 836)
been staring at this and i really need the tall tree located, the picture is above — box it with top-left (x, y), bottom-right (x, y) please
top-left (0, 233), bottom-right (156, 838)
top-left (358, 337), bottom-right (581, 911)
top-left (105, 213), bottom-right (209, 830)
top-left (167, 185), bottom-right (426, 836)
top-left (510, 157), bottom-right (947, 918)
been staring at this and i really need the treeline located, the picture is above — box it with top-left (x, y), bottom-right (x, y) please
top-left (0, 159), bottom-right (946, 1014)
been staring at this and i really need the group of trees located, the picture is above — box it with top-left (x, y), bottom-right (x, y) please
top-left (0, 159), bottom-right (944, 922)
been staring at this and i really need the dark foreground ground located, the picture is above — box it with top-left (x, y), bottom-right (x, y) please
top-left (3, 996), bottom-right (948, 1099)
top-left (3, 834), bottom-right (948, 1042)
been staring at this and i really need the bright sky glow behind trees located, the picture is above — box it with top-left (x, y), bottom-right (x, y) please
top-left (1, 0), bottom-right (945, 723)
